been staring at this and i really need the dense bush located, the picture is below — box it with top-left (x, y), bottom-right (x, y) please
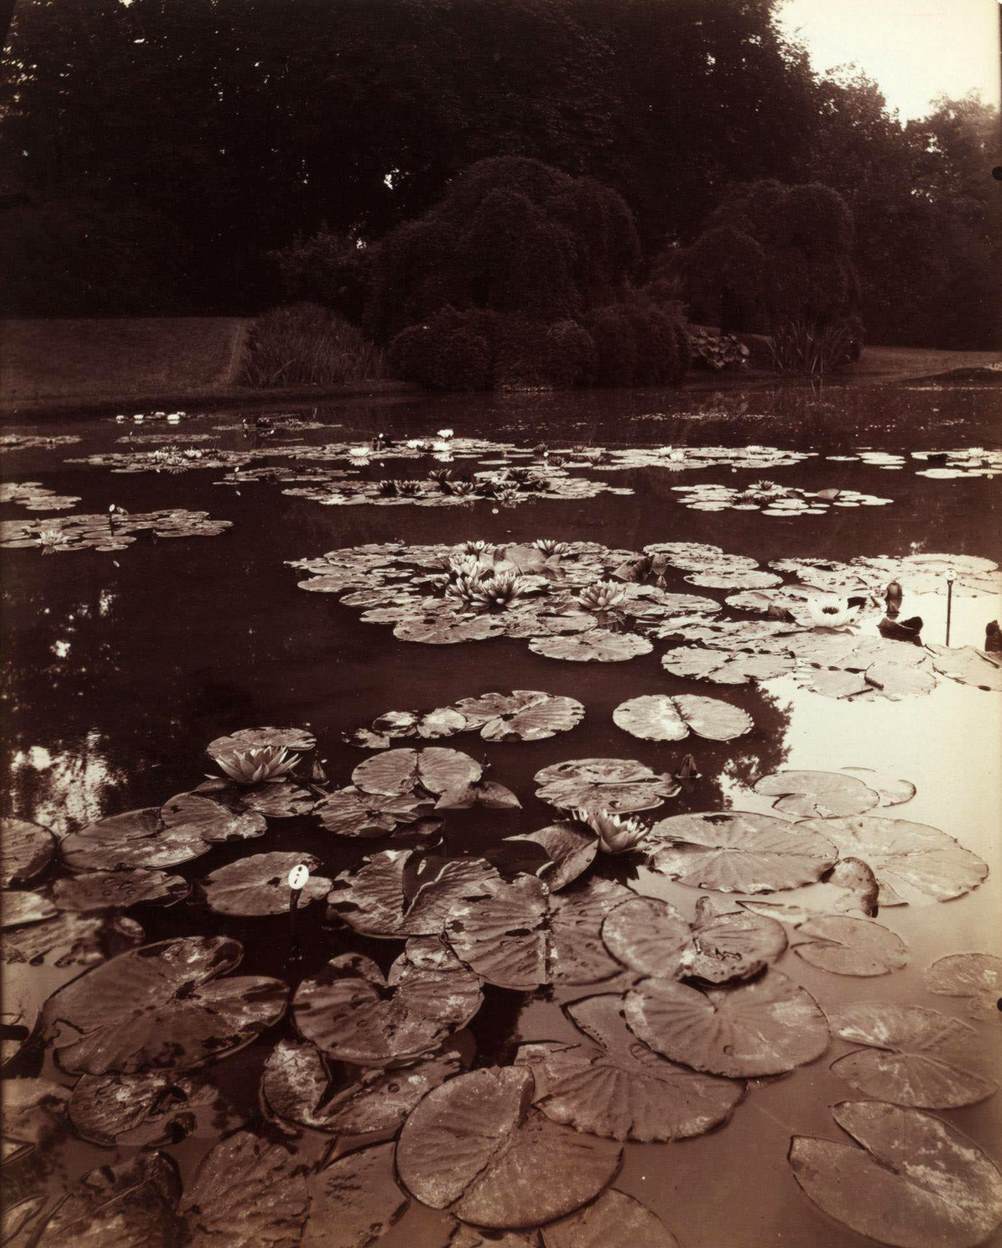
top-left (687, 325), bottom-right (751, 371)
top-left (388, 307), bottom-right (494, 391)
top-left (583, 298), bottom-right (688, 388)
top-left (366, 156), bottom-right (641, 343)
top-left (270, 230), bottom-right (373, 325)
top-left (240, 303), bottom-right (384, 387)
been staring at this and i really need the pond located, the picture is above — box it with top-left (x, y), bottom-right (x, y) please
top-left (2, 378), bottom-right (1001, 1248)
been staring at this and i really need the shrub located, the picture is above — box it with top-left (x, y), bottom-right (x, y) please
top-left (270, 230), bottom-right (372, 325)
top-left (493, 316), bottom-right (594, 390)
top-left (584, 298), bottom-right (688, 387)
top-left (240, 303), bottom-right (384, 387)
top-left (388, 307), bottom-right (494, 391)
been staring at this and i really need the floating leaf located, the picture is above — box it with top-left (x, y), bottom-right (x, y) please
top-left (542, 1189), bottom-right (681, 1248)
top-left (61, 794), bottom-right (265, 872)
top-left (549, 878), bottom-right (639, 985)
top-left (684, 896), bottom-right (788, 983)
top-left (328, 850), bottom-right (500, 939)
top-left (68, 1071), bottom-right (240, 1147)
top-left (41, 936), bottom-right (287, 1074)
top-left (647, 812), bottom-right (838, 893)
top-left (1, 818), bottom-right (56, 886)
top-left (434, 777), bottom-right (522, 810)
top-left (793, 915), bottom-right (909, 976)
top-left (796, 815), bottom-right (988, 905)
top-left (445, 876), bottom-right (549, 990)
top-left (601, 896), bottom-right (690, 979)
top-left (293, 941), bottom-right (481, 1066)
top-left (304, 1143), bottom-right (408, 1248)
top-left (739, 857), bottom-right (880, 924)
top-left (315, 787), bottom-right (437, 838)
top-left (3, 911), bottom-right (144, 968)
top-left (201, 852), bottom-right (331, 916)
top-left (625, 970), bottom-right (829, 1077)
top-left (754, 770), bottom-right (880, 818)
top-left (206, 726), bottom-right (316, 760)
top-left (518, 993), bottom-right (742, 1143)
top-left (613, 694), bottom-right (752, 742)
top-left (367, 706), bottom-right (468, 742)
top-left (827, 1003), bottom-right (998, 1108)
top-left (529, 629), bottom-right (652, 662)
top-left (452, 690), bottom-right (585, 741)
top-left (924, 952), bottom-right (1002, 1017)
top-left (926, 644), bottom-right (1002, 692)
top-left (660, 647), bottom-right (793, 684)
top-left (352, 748), bottom-right (482, 798)
top-left (840, 767), bottom-right (916, 807)
top-left (534, 758), bottom-right (678, 814)
top-left (24, 1150), bottom-right (181, 1248)
top-left (684, 568), bottom-right (782, 590)
top-left (261, 1037), bottom-right (461, 1135)
top-left (395, 1066), bottom-right (622, 1229)
top-left (789, 1101), bottom-right (1002, 1248)
top-left (394, 612), bottom-right (503, 645)
top-left (194, 777), bottom-right (317, 820)
top-left (52, 870), bottom-right (190, 912)
top-left (498, 823), bottom-right (598, 891)
top-left (181, 1130), bottom-right (308, 1248)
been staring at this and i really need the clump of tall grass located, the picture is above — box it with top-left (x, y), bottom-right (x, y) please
top-left (241, 302), bottom-right (384, 387)
top-left (768, 319), bottom-right (857, 378)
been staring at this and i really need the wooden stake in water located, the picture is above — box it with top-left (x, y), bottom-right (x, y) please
top-left (945, 572), bottom-right (955, 646)
top-left (287, 863), bottom-right (310, 960)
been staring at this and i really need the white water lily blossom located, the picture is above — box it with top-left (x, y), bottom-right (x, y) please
top-left (437, 428), bottom-right (455, 439)
top-left (212, 744), bottom-right (301, 785)
top-left (806, 595), bottom-right (860, 630)
top-left (575, 808), bottom-right (649, 854)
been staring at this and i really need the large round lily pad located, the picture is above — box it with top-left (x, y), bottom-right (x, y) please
top-left (452, 690), bottom-right (585, 741)
top-left (924, 952), bottom-right (1002, 1017)
top-left (445, 876), bottom-right (550, 991)
top-left (542, 1190), bottom-right (681, 1248)
top-left (647, 811), bottom-right (838, 893)
top-left (68, 1071), bottom-right (240, 1147)
top-left (352, 748), bottom-right (483, 798)
top-left (600, 896), bottom-right (691, 980)
top-left (293, 941), bottom-right (482, 1066)
top-left (684, 895), bottom-right (788, 983)
top-left (827, 1003), bottom-right (998, 1108)
top-left (926, 644), bottom-right (1002, 692)
top-left (1, 817), bottom-right (56, 886)
top-left (261, 1037), bottom-right (461, 1134)
top-left (206, 726), bottom-right (316, 759)
top-left (534, 758), bottom-right (679, 815)
top-left (624, 970), bottom-right (829, 1077)
top-left (795, 815), bottom-right (988, 905)
top-left (327, 849), bottom-right (501, 939)
top-left (181, 1130), bottom-right (309, 1248)
top-left (793, 915), bottom-right (909, 977)
top-left (395, 1066), bottom-right (622, 1228)
top-left (52, 870), bottom-right (190, 912)
top-left (529, 629), bottom-right (652, 662)
top-left (201, 852), bottom-right (331, 916)
top-left (613, 694), bottom-right (752, 742)
top-left (660, 647), bottom-right (793, 685)
top-left (3, 910), bottom-right (144, 968)
top-left (315, 786), bottom-right (437, 838)
top-left (41, 936), bottom-right (288, 1074)
top-left (754, 770), bottom-right (880, 818)
top-left (60, 794), bottom-right (265, 872)
top-left (304, 1142), bottom-right (408, 1248)
top-left (789, 1101), bottom-right (1002, 1248)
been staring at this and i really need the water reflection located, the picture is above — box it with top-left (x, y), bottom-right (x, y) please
top-left (7, 732), bottom-right (127, 835)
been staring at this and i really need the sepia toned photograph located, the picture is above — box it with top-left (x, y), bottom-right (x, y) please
top-left (1, 1), bottom-right (1000, 1244)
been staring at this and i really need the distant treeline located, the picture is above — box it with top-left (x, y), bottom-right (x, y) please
top-left (1, 0), bottom-right (998, 349)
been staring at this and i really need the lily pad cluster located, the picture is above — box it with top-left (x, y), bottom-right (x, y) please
top-left (0, 481), bottom-right (81, 511)
top-left (0, 508), bottom-right (233, 552)
top-left (344, 690), bottom-right (585, 748)
top-left (670, 481), bottom-right (893, 516)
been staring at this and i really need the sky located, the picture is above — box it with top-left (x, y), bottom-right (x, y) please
top-left (776, 0), bottom-right (1001, 120)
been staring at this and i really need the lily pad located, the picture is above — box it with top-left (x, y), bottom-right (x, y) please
top-left (795, 815), bottom-right (988, 905)
top-left (827, 1003), bottom-right (998, 1108)
top-left (739, 857), bottom-right (880, 924)
top-left (754, 770), bottom-right (881, 818)
top-left (206, 726), bottom-right (316, 759)
top-left (352, 706), bottom-right (469, 746)
top-left (519, 993), bottom-right (742, 1143)
top-left (181, 1130), bottom-right (309, 1248)
top-left (624, 970), bottom-right (829, 1077)
top-left (789, 1101), bottom-right (1002, 1248)
top-left (452, 690), bottom-right (585, 741)
top-left (924, 952), bottom-right (1002, 1017)
top-left (304, 1142), bottom-right (408, 1248)
top-left (445, 876), bottom-right (550, 990)
top-left (1, 818), bottom-right (56, 886)
top-left (261, 1037), bottom-right (461, 1134)
top-left (529, 629), bottom-right (652, 663)
top-left (684, 896), bottom-right (788, 983)
top-left (395, 1066), bottom-right (622, 1229)
top-left (61, 793), bottom-right (265, 872)
top-left (926, 644), bottom-right (1002, 692)
top-left (549, 878), bottom-right (640, 985)
top-left (68, 1071), bottom-right (241, 1147)
top-left (660, 647), bottom-right (793, 684)
top-left (534, 758), bottom-right (679, 814)
top-left (542, 1190), bottom-right (681, 1248)
top-left (327, 850), bottom-right (501, 939)
top-left (40, 936), bottom-right (288, 1074)
top-left (793, 915), bottom-right (909, 976)
top-left (352, 748), bottom-right (483, 798)
top-left (498, 823), bottom-right (598, 892)
top-left (315, 786), bottom-right (438, 838)
top-left (840, 767), bottom-right (916, 807)
top-left (600, 896), bottom-right (691, 979)
top-left (647, 811), bottom-right (838, 893)
top-left (201, 852), bottom-right (331, 916)
top-left (394, 612), bottom-right (503, 645)
top-left (3, 911), bottom-right (144, 968)
top-left (293, 941), bottom-right (482, 1066)
top-left (52, 870), bottom-right (190, 912)
top-left (194, 778), bottom-right (317, 820)
top-left (613, 694), bottom-right (752, 742)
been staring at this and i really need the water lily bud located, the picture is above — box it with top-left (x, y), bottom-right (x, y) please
top-left (287, 864), bottom-right (310, 891)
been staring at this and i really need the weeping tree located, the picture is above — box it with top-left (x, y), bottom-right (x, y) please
top-left (664, 180), bottom-right (862, 363)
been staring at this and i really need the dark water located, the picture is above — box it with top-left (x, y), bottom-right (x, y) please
top-left (2, 378), bottom-right (1001, 1246)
